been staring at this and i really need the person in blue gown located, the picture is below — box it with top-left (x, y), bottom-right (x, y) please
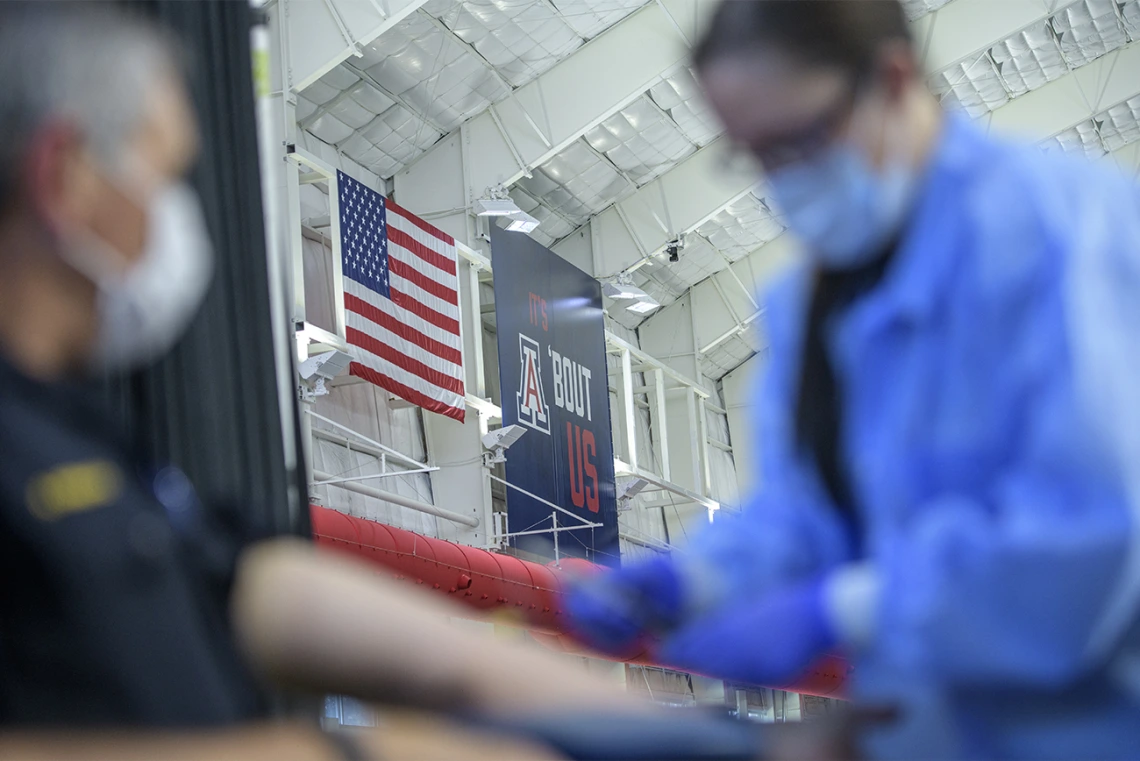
top-left (567, 2), bottom-right (1140, 758)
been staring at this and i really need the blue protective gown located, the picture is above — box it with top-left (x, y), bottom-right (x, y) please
top-left (685, 116), bottom-right (1140, 759)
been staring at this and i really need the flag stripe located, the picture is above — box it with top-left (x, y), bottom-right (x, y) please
top-left (387, 199), bottom-right (456, 248)
top-left (389, 269), bottom-right (460, 322)
top-left (350, 363), bottom-right (464, 422)
top-left (347, 327), bottom-right (464, 394)
top-left (388, 256), bottom-right (459, 307)
top-left (344, 279), bottom-right (460, 350)
top-left (387, 226), bottom-right (458, 278)
top-left (389, 287), bottom-right (461, 336)
top-left (345, 315), bottom-right (461, 382)
top-left (345, 294), bottom-right (463, 365)
top-left (348, 343), bottom-right (465, 406)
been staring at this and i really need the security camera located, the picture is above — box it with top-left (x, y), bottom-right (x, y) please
top-left (482, 424), bottom-right (527, 451)
top-left (617, 477), bottom-right (650, 510)
top-left (299, 350), bottom-right (353, 382)
top-left (298, 350), bottom-right (353, 401)
top-left (665, 236), bottom-right (685, 263)
top-left (482, 424), bottom-right (527, 466)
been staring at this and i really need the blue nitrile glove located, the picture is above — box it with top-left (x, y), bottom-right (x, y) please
top-left (657, 577), bottom-right (836, 686)
top-left (564, 556), bottom-right (685, 655)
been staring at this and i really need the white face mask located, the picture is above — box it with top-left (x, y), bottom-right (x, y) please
top-left (766, 99), bottom-right (917, 269)
top-left (61, 182), bottom-right (215, 371)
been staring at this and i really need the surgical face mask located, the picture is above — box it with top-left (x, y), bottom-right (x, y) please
top-left (765, 102), bottom-right (916, 269)
top-left (61, 181), bottom-right (215, 371)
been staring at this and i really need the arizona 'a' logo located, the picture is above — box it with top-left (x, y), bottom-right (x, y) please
top-left (516, 334), bottom-right (550, 434)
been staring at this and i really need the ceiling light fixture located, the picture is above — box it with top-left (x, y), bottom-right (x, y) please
top-left (603, 281), bottom-right (650, 300)
top-left (505, 211), bottom-right (540, 234)
top-left (626, 299), bottom-right (660, 315)
top-left (473, 198), bottom-right (521, 217)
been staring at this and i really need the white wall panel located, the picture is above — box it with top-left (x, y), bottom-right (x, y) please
top-left (551, 227), bottom-right (596, 275)
top-left (301, 235), bottom-right (338, 335)
top-left (1110, 139), bottom-right (1140, 175)
top-left (638, 292), bottom-right (699, 381)
top-left (392, 132), bottom-right (470, 245)
top-left (690, 278), bottom-right (739, 353)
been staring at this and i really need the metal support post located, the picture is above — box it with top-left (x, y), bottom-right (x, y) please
top-left (698, 397), bottom-right (712, 498)
top-left (467, 261), bottom-right (486, 398)
top-left (735, 690), bottom-right (748, 720)
top-left (654, 368), bottom-right (670, 482)
top-left (552, 511), bottom-right (560, 566)
top-left (622, 348), bottom-right (638, 470)
top-left (687, 389), bottom-right (700, 491)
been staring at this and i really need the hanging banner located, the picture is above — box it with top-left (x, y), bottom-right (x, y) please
top-left (491, 226), bottom-right (620, 567)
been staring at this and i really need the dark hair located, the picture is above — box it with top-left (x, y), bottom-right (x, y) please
top-left (693, 0), bottom-right (913, 75)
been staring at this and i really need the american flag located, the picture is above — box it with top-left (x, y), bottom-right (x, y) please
top-left (337, 170), bottom-right (465, 422)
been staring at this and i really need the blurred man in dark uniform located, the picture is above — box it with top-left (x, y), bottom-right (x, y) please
top-left (0, 4), bottom-right (641, 758)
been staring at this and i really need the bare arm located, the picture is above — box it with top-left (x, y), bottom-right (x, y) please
top-left (230, 538), bottom-right (650, 717)
top-left (0, 714), bottom-right (562, 761)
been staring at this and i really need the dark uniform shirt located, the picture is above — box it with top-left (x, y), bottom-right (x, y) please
top-left (794, 245), bottom-right (897, 549)
top-left (0, 353), bottom-right (266, 727)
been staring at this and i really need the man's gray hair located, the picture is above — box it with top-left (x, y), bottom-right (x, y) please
top-left (0, 2), bottom-right (183, 208)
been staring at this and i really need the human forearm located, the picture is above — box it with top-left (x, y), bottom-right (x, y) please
top-left (0, 713), bottom-right (563, 761)
top-left (0, 724), bottom-right (351, 761)
top-left (231, 538), bottom-right (648, 716)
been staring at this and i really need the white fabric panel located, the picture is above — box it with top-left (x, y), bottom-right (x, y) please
top-left (585, 96), bottom-right (697, 185)
top-left (1042, 118), bottom-right (1109, 159)
top-left (520, 140), bottom-right (631, 225)
top-left (1100, 94), bottom-right (1140, 151)
top-left (989, 21), bottom-right (1069, 98)
top-left (930, 53), bottom-right (1010, 117)
top-left (353, 106), bottom-right (444, 179)
top-left (697, 191), bottom-right (785, 263)
top-left (359, 11), bottom-right (510, 131)
top-left (427, 0), bottom-right (583, 88)
top-left (510, 187), bottom-right (577, 246)
top-left (308, 113), bottom-right (356, 144)
top-left (648, 69), bottom-right (722, 148)
top-left (297, 95), bottom-right (319, 123)
top-left (1052, 0), bottom-right (1129, 67)
top-left (1121, 0), bottom-right (1140, 39)
top-left (549, 0), bottom-right (648, 40)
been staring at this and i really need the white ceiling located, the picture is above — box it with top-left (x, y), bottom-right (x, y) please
top-left (296, 0), bottom-right (1140, 380)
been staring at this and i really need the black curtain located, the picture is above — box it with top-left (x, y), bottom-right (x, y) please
top-left (106, 0), bottom-right (308, 539)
